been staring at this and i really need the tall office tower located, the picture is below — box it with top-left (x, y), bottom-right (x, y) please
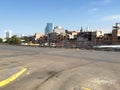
top-left (45, 23), bottom-right (53, 35)
top-left (5, 30), bottom-right (12, 38)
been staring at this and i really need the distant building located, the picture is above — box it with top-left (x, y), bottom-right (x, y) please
top-left (31, 33), bottom-right (43, 44)
top-left (76, 31), bottom-right (92, 48)
top-left (53, 26), bottom-right (65, 34)
top-left (103, 33), bottom-right (112, 45)
top-left (5, 30), bottom-right (12, 38)
top-left (64, 30), bottom-right (78, 48)
top-left (92, 31), bottom-right (104, 38)
top-left (65, 30), bottom-right (78, 39)
top-left (92, 31), bottom-right (104, 45)
top-left (45, 23), bottom-right (53, 35)
top-left (35, 32), bottom-right (43, 40)
top-left (112, 23), bottom-right (120, 44)
top-left (21, 34), bottom-right (25, 37)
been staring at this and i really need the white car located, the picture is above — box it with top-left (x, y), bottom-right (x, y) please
top-left (50, 43), bottom-right (56, 48)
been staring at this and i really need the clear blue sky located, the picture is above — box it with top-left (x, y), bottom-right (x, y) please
top-left (0, 0), bottom-right (120, 37)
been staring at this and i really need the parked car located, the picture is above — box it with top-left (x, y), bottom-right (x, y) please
top-left (50, 43), bottom-right (56, 48)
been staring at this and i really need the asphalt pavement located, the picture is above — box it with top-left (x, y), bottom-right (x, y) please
top-left (0, 45), bottom-right (120, 90)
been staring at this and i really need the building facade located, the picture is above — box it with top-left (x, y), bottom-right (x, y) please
top-left (53, 26), bottom-right (65, 34)
top-left (112, 23), bottom-right (120, 44)
top-left (92, 31), bottom-right (104, 45)
top-left (5, 30), bottom-right (12, 38)
top-left (45, 23), bottom-right (53, 35)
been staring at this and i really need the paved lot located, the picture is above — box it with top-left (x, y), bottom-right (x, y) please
top-left (0, 45), bottom-right (120, 90)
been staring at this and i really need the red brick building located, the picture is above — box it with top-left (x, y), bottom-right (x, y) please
top-left (112, 23), bottom-right (120, 44)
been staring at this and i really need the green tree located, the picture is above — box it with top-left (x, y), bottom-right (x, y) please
top-left (6, 35), bottom-right (21, 45)
top-left (0, 38), bottom-right (3, 43)
top-left (23, 36), bottom-right (31, 43)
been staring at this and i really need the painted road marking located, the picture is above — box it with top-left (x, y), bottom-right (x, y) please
top-left (81, 87), bottom-right (91, 90)
top-left (74, 87), bottom-right (92, 90)
top-left (0, 67), bottom-right (27, 87)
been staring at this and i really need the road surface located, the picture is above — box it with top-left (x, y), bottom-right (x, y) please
top-left (0, 45), bottom-right (120, 90)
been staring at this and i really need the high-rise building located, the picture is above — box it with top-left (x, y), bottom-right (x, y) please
top-left (5, 30), bottom-right (12, 38)
top-left (45, 23), bottom-right (53, 35)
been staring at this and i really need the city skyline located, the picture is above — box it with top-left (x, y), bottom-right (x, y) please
top-left (0, 0), bottom-right (120, 37)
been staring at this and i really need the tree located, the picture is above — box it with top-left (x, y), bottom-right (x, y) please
top-left (5, 35), bottom-right (21, 45)
top-left (23, 36), bottom-right (31, 43)
top-left (0, 38), bottom-right (3, 43)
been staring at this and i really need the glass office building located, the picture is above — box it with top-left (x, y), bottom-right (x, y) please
top-left (45, 23), bottom-right (53, 35)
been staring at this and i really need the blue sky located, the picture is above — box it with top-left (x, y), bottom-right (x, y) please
top-left (0, 0), bottom-right (120, 37)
